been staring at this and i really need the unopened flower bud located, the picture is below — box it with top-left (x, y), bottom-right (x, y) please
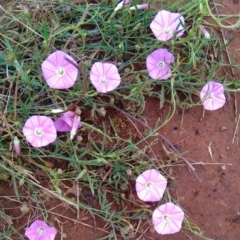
top-left (70, 115), bottom-right (81, 140)
top-left (96, 107), bottom-right (106, 117)
top-left (199, 25), bottom-right (210, 39)
top-left (75, 107), bottom-right (81, 115)
top-left (114, 1), bottom-right (124, 12)
top-left (97, 158), bottom-right (108, 164)
top-left (130, 4), bottom-right (148, 10)
top-left (13, 136), bottom-right (21, 155)
top-left (118, 43), bottom-right (123, 49)
top-left (120, 183), bottom-right (128, 191)
top-left (23, 6), bottom-right (30, 18)
top-left (19, 178), bottom-right (25, 186)
top-left (43, 40), bottom-right (49, 49)
top-left (77, 135), bottom-right (83, 143)
top-left (51, 109), bottom-right (64, 113)
top-left (133, 23), bottom-right (141, 31)
top-left (135, 44), bottom-right (141, 52)
top-left (126, 169), bottom-right (132, 176)
top-left (110, 98), bottom-right (115, 105)
top-left (20, 204), bottom-right (30, 214)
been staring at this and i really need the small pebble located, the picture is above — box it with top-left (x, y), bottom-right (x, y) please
top-left (220, 126), bottom-right (227, 132)
top-left (199, 117), bottom-right (204, 122)
top-left (196, 129), bottom-right (200, 135)
top-left (149, 226), bottom-right (155, 234)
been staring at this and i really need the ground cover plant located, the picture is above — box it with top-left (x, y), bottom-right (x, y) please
top-left (1, 0), bottom-right (240, 239)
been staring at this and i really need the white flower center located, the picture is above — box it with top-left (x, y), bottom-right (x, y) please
top-left (57, 67), bottom-right (65, 75)
top-left (101, 76), bottom-right (107, 83)
top-left (164, 215), bottom-right (169, 220)
top-left (164, 28), bottom-right (170, 34)
top-left (206, 93), bottom-right (214, 99)
top-left (38, 227), bottom-right (45, 235)
top-left (35, 128), bottom-right (43, 136)
top-left (158, 61), bottom-right (164, 68)
top-left (147, 182), bottom-right (152, 187)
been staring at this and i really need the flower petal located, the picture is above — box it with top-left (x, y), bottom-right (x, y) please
top-left (90, 62), bottom-right (121, 93)
top-left (152, 203), bottom-right (184, 235)
top-left (23, 116), bottom-right (57, 148)
top-left (146, 48), bottom-right (174, 80)
top-left (200, 81), bottom-right (226, 111)
top-left (150, 10), bottom-right (185, 41)
top-left (41, 50), bottom-right (78, 89)
top-left (25, 220), bottom-right (57, 240)
top-left (136, 169), bottom-right (167, 202)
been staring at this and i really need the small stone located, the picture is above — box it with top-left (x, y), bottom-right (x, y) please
top-left (20, 204), bottom-right (30, 214)
top-left (126, 169), bottom-right (132, 176)
top-left (220, 126), bottom-right (227, 132)
top-left (221, 165), bottom-right (226, 171)
top-left (149, 226), bottom-right (155, 234)
top-left (199, 118), bottom-right (204, 122)
top-left (120, 183), bottom-right (128, 191)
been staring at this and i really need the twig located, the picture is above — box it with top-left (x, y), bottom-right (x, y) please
top-left (165, 162), bottom-right (232, 167)
top-left (232, 112), bottom-right (240, 144)
top-left (207, 142), bottom-right (214, 162)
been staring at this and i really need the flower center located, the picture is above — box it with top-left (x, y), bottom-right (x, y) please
top-left (57, 67), bottom-right (65, 75)
top-left (101, 76), bottom-right (107, 84)
top-left (38, 227), bottom-right (45, 235)
top-left (164, 215), bottom-right (169, 220)
top-left (164, 28), bottom-right (170, 34)
top-left (206, 93), bottom-right (214, 99)
top-left (35, 128), bottom-right (43, 136)
top-left (147, 182), bottom-right (151, 187)
top-left (158, 61), bottom-right (164, 68)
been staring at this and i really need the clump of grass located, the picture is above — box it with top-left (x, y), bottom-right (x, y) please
top-left (0, 0), bottom-right (239, 239)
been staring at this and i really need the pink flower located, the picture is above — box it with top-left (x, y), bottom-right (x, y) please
top-left (200, 81), bottom-right (226, 111)
top-left (152, 202), bottom-right (184, 235)
top-left (135, 169), bottom-right (167, 202)
top-left (13, 136), bottom-right (21, 155)
top-left (41, 50), bottom-right (78, 89)
top-left (150, 10), bottom-right (185, 41)
top-left (54, 111), bottom-right (82, 139)
top-left (90, 62), bottom-right (121, 93)
top-left (22, 116), bottom-right (57, 148)
top-left (25, 220), bottom-right (57, 240)
top-left (146, 48), bottom-right (174, 80)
